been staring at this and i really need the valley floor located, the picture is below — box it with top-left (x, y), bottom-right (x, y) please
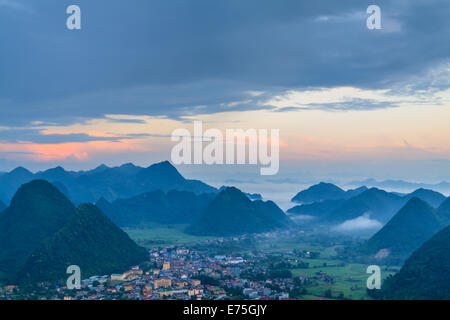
top-left (124, 224), bottom-right (214, 247)
top-left (1, 226), bottom-right (399, 300)
top-left (124, 226), bottom-right (399, 300)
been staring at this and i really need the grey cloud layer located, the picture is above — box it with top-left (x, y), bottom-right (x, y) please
top-left (0, 0), bottom-right (448, 126)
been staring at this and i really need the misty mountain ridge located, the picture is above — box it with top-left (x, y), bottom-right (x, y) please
top-left (397, 188), bottom-right (445, 208)
top-left (187, 187), bottom-right (291, 236)
top-left (219, 186), bottom-right (263, 200)
top-left (0, 161), bottom-right (217, 205)
top-left (288, 185), bottom-right (447, 228)
top-left (97, 189), bottom-right (216, 227)
top-left (302, 187), bottom-right (403, 225)
top-left (347, 178), bottom-right (450, 194)
top-left (291, 182), bottom-right (368, 204)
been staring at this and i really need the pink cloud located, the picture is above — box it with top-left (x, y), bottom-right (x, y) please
top-left (0, 139), bottom-right (148, 162)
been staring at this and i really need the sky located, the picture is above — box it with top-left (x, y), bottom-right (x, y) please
top-left (0, 0), bottom-right (449, 185)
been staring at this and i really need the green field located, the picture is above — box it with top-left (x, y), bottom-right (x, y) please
top-left (254, 238), bottom-right (400, 300)
top-left (291, 261), bottom-right (396, 300)
top-left (291, 256), bottom-right (399, 300)
top-left (124, 224), bottom-right (213, 247)
top-left (255, 241), bottom-right (340, 258)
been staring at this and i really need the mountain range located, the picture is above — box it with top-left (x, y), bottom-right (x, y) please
top-left (326, 188), bottom-right (408, 224)
top-left (96, 184), bottom-right (288, 236)
top-left (0, 180), bottom-right (148, 286)
top-left (288, 183), bottom-right (447, 225)
top-left (291, 182), bottom-right (368, 204)
top-left (97, 190), bottom-right (216, 227)
top-left (0, 161), bottom-right (217, 205)
top-left (186, 187), bottom-right (291, 236)
top-left (401, 188), bottom-right (446, 208)
top-left (287, 199), bottom-right (345, 218)
top-left (289, 187), bottom-right (404, 224)
top-left (347, 178), bottom-right (450, 194)
top-left (219, 186), bottom-right (263, 200)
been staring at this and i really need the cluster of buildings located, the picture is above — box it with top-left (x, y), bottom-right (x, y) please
top-left (40, 245), bottom-right (303, 300)
top-left (1, 231), bottom-right (336, 300)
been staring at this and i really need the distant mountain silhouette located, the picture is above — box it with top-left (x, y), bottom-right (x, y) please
top-left (37, 166), bottom-right (75, 183)
top-left (287, 199), bottom-right (344, 218)
top-left (9, 167), bottom-right (34, 180)
top-left (187, 187), bottom-right (291, 236)
top-left (289, 186), bottom-right (447, 229)
top-left (97, 190), bottom-right (216, 227)
top-left (291, 183), bottom-right (367, 204)
top-left (0, 167), bottom-right (34, 206)
top-left (288, 188), bottom-right (403, 224)
top-left (291, 183), bottom-right (345, 203)
top-left (436, 197), bottom-right (450, 226)
top-left (88, 164), bottom-right (110, 175)
top-left (363, 198), bottom-right (442, 264)
top-left (382, 225), bottom-right (450, 299)
top-left (0, 180), bottom-right (147, 285)
top-left (219, 186), bottom-right (263, 200)
top-left (348, 179), bottom-right (450, 194)
top-left (324, 188), bottom-right (405, 224)
top-left (345, 186), bottom-right (369, 198)
top-left (246, 193), bottom-right (263, 200)
top-left (402, 188), bottom-right (446, 208)
top-left (0, 161), bottom-right (217, 205)
top-left (51, 181), bottom-right (72, 201)
top-left (132, 161), bottom-right (215, 197)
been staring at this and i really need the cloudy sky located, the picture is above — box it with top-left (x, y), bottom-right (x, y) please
top-left (0, 0), bottom-right (449, 184)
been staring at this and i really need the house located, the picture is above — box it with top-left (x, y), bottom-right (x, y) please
top-left (188, 288), bottom-right (203, 298)
top-left (174, 281), bottom-right (187, 289)
top-left (154, 278), bottom-right (172, 289)
top-left (190, 279), bottom-right (201, 286)
top-left (206, 286), bottom-right (226, 296)
top-left (123, 284), bottom-right (133, 292)
top-left (143, 285), bottom-right (153, 296)
top-left (176, 249), bottom-right (189, 255)
top-left (111, 273), bottom-right (126, 281)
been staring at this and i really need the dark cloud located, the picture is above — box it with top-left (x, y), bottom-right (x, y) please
top-left (0, 0), bottom-right (448, 126)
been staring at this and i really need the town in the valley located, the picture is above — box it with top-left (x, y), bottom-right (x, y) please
top-left (1, 231), bottom-right (349, 300)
